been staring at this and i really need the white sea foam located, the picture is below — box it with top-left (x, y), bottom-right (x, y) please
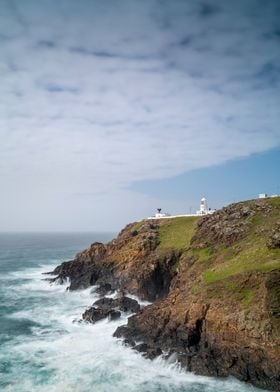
top-left (0, 264), bottom-right (265, 392)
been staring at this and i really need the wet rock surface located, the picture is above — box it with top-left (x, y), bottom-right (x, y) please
top-left (49, 221), bottom-right (180, 301)
top-left (114, 289), bottom-right (280, 391)
top-left (94, 283), bottom-right (114, 296)
top-left (82, 296), bottom-right (141, 324)
top-left (83, 307), bottom-right (121, 323)
top-left (93, 296), bottom-right (140, 313)
top-left (50, 197), bottom-right (280, 391)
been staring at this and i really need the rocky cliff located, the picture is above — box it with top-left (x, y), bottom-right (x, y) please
top-left (50, 197), bottom-right (280, 391)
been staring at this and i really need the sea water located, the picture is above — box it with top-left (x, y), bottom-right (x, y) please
top-left (0, 233), bottom-right (265, 392)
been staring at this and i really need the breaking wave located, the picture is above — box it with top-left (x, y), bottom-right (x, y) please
top-left (0, 234), bottom-right (265, 392)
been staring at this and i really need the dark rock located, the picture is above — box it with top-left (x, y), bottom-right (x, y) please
top-left (82, 307), bottom-right (121, 324)
top-left (113, 325), bottom-right (136, 340)
top-left (138, 250), bottom-right (181, 301)
top-left (115, 297), bottom-right (140, 313)
top-left (93, 296), bottom-right (140, 313)
top-left (47, 221), bottom-right (177, 302)
top-left (134, 343), bottom-right (162, 359)
top-left (123, 338), bottom-right (136, 347)
top-left (191, 202), bottom-right (256, 247)
top-left (49, 197), bottom-right (280, 390)
top-left (112, 268), bottom-right (280, 390)
top-left (82, 307), bottom-right (108, 323)
top-left (108, 310), bottom-right (121, 321)
top-left (95, 283), bottom-right (114, 296)
top-left (134, 343), bottom-right (149, 353)
top-left (266, 222), bottom-right (280, 249)
top-left (145, 347), bottom-right (163, 360)
top-left (93, 297), bottom-right (115, 310)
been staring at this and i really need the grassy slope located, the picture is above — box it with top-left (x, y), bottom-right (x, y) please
top-left (158, 217), bottom-right (198, 250)
top-left (131, 217), bottom-right (199, 250)
top-left (129, 199), bottom-right (279, 340)
top-left (132, 199), bottom-right (280, 283)
top-left (131, 220), bottom-right (146, 232)
top-left (153, 198), bottom-right (280, 314)
top-left (186, 197), bottom-right (280, 317)
top-left (201, 200), bottom-right (280, 284)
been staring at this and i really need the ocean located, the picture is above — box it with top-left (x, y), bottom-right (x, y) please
top-left (0, 233), bottom-right (264, 392)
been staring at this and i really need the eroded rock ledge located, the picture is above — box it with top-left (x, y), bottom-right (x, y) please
top-left (82, 296), bottom-right (140, 324)
top-left (50, 221), bottom-right (181, 301)
top-left (49, 198), bottom-right (280, 391)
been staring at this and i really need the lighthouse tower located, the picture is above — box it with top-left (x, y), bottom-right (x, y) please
top-left (196, 197), bottom-right (211, 215)
top-left (200, 197), bottom-right (208, 214)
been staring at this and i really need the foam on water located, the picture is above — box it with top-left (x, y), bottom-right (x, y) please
top-left (0, 255), bottom-right (265, 391)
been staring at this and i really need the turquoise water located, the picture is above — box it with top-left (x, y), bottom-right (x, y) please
top-left (0, 233), bottom-right (265, 392)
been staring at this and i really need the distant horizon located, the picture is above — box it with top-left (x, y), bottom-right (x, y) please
top-left (0, 230), bottom-right (117, 234)
top-left (1, 0), bottom-right (279, 232)
top-left (2, 191), bottom-right (280, 233)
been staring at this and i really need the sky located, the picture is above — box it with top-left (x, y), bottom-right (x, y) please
top-left (0, 0), bottom-right (280, 232)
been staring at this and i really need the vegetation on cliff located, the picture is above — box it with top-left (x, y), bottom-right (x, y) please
top-left (51, 197), bottom-right (280, 391)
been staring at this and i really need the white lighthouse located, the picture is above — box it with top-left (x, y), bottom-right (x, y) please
top-left (147, 196), bottom-right (215, 220)
top-left (196, 197), bottom-right (212, 215)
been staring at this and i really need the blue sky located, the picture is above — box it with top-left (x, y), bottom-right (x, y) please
top-left (131, 148), bottom-right (280, 214)
top-left (0, 0), bottom-right (279, 231)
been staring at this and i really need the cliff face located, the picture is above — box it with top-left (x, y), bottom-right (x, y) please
top-left (51, 197), bottom-right (280, 391)
top-left (52, 219), bottom-right (189, 301)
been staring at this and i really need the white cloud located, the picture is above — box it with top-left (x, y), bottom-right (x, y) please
top-left (0, 0), bottom-right (279, 230)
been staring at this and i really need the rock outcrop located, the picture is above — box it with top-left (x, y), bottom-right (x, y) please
top-left (267, 221), bottom-right (280, 249)
top-left (83, 307), bottom-right (121, 323)
top-left (50, 197), bottom-right (280, 391)
top-left (51, 221), bottom-right (181, 301)
top-left (82, 296), bottom-right (140, 324)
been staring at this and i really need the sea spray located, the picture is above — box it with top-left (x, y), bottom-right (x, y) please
top-left (0, 233), bottom-right (265, 392)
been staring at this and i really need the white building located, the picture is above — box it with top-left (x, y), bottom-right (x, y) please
top-left (196, 197), bottom-right (214, 216)
top-left (155, 212), bottom-right (170, 218)
top-left (154, 208), bottom-right (170, 218)
top-left (259, 193), bottom-right (279, 199)
top-left (147, 197), bottom-right (214, 220)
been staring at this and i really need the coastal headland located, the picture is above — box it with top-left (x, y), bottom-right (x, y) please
top-left (49, 197), bottom-right (280, 391)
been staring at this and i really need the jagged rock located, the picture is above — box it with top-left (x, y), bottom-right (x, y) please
top-left (191, 202), bottom-right (256, 247)
top-left (134, 343), bottom-right (162, 359)
top-left (267, 222), bottom-right (280, 249)
top-left (113, 325), bottom-right (132, 339)
top-left (49, 221), bottom-right (179, 301)
top-left (95, 283), bottom-right (114, 296)
top-left (82, 307), bottom-right (121, 323)
top-left (50, 197), bottom-right (280, 390)
top-left (134, 343), bottom-right (149, 353)
top-left (108, 310), bottom-right (121, 321)
top-left (93, 296), bottom-right (140, 313)
top-left (83, 296), bottom-right (140, 324)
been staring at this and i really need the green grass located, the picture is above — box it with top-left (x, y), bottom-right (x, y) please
top-left (202, 200), bottom-right (280, 284)
top-left (183, 198), bottom-right (280, 316)
top-left (131, 220), bottom-right (145, 232)
top-left (191, 283), bottom-right (201, 294)
top-left (158, 217), bottom-right (198, 250)
top-left (249, 214), bottom-right (262, 233)
top-left (270, 196), bottom-right (280, 207)
top-left (193, 247), bottom-right (212, 262)
top-left (203, 243), bottom-right (280, 283)
top-left (241, 288), bottom-right (254, 306)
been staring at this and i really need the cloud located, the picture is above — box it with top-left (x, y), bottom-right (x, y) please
top-left (37, 40), bottom-right (56, 48)
top-left (45, 83), bottom-right (80, 94)
top-left (0, 0), bottom-right (280, 230)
